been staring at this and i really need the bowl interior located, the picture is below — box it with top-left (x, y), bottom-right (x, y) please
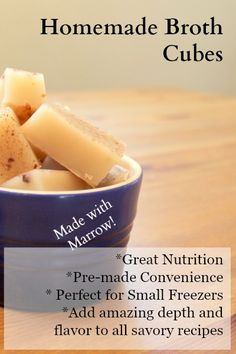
top-left (0, 155), bottom-right (142, 196)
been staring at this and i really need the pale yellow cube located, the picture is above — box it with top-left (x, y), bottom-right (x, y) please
top-left (0, 107), bottom-right (40, 184)
top-left (1, 169), bottom-right (91, 192)
top-left (22, 103), bottom-right (125, 187)
top-left (1, 68), bottom-right (46, 124)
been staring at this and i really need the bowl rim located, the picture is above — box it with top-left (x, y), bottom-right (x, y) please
top-left (0, 155), bottom-right (142, 196)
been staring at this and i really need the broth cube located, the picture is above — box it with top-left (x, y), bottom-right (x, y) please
top-left (1, 169), bottom-right (90, 191)
top-left (1, 68), bottom-right (46, 124)
top-left (0, 107), bottom-right (39, 184)
top-left (22, 103), bottom-right (125, 186)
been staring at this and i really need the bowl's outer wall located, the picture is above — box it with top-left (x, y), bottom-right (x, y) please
top-left (0, 175), bottom-right (142, 305)
top-left (0, 174), bottom-right (142, 247)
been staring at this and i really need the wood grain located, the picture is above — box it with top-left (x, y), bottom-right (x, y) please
top-left (1, 89), bottom-right (236, 353)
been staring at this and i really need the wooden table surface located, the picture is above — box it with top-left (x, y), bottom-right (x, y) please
top-left (1, 89), bottom-right (236, 353)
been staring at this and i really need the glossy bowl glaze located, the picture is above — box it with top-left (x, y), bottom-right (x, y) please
top-left (0, 156), bottom-right (142, 307)
top-left (0, 156), bottom-right (142, 248)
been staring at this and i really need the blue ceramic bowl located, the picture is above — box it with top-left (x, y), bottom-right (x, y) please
top-left (1, 156), bottom-right (142, 309)
top-left (0, 156), bottom-right (142, 248)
